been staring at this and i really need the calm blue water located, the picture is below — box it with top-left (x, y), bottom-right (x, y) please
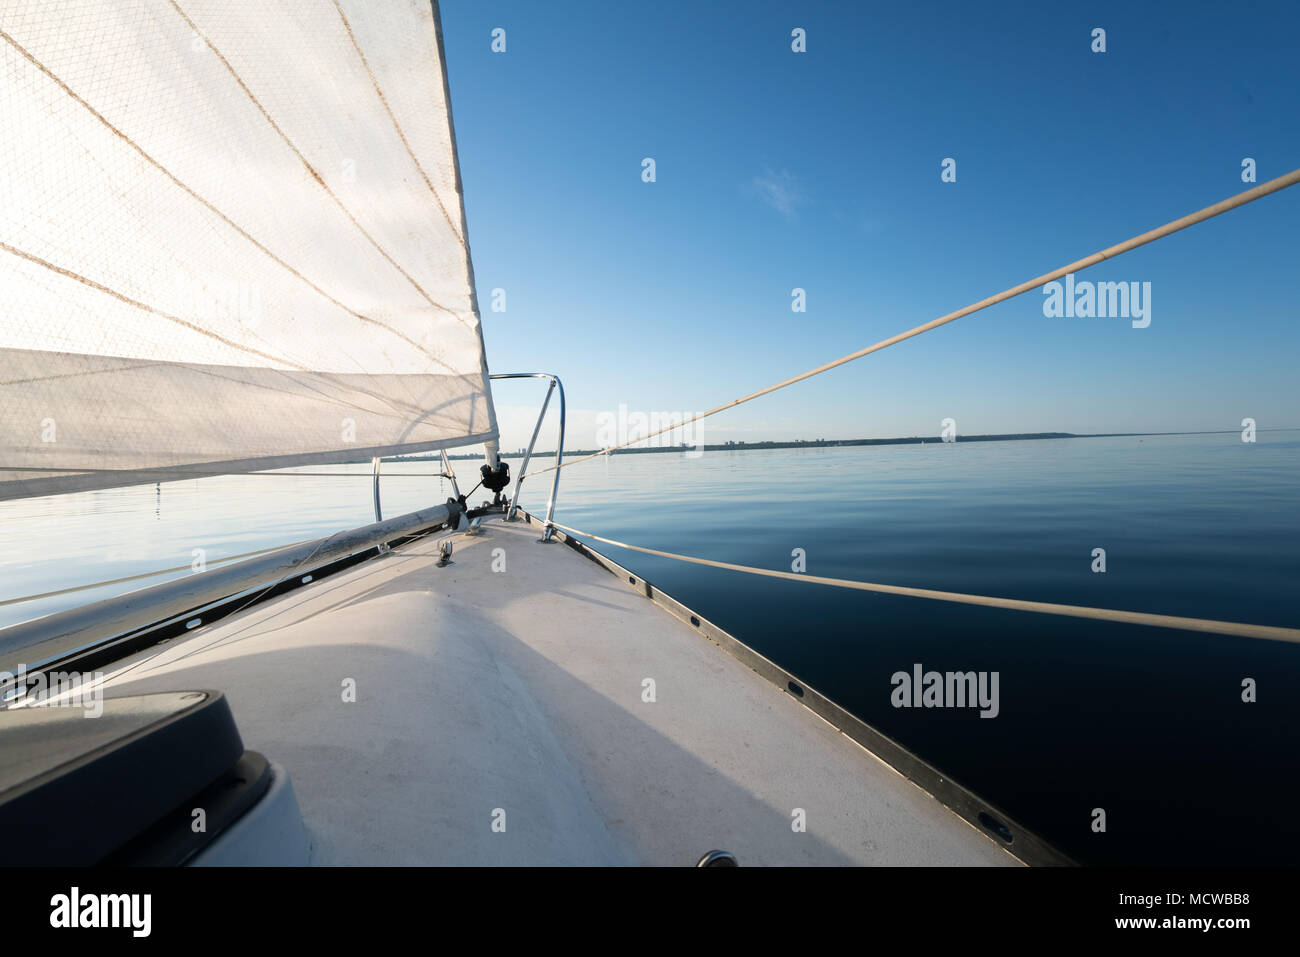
top-left (3, 431), bottom-right (1297, 865)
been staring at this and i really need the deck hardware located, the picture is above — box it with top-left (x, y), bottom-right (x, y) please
top-left (696, 849), bottom-right (738, 867)
top-left (466, 518), bottom-right (483, 537)
top-left (449, 505), bottom-right (468, 532)
top-left (436, 539), bottom-right (454, 567)
top-left (479, 460), bottom-right (512, 506)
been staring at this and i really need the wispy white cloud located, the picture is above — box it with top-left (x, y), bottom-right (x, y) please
top-left (831, 206), bottom-right (885, 235)
top-left (749, 168), bottom-right (805, 218)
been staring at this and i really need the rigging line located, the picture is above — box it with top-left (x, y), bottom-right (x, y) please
top-left (522, 167), bottom-right (1300, 481)
top-left (547, 521), bottom-right (1300, 645)
top-left (0, 542), bottom-right (309, 608)
top-left (330, 0), bottom-right (464, 248)
top-left (0, 28), bottom-right (462, 378)
top-left (164, 0), bottom-right (469, 328)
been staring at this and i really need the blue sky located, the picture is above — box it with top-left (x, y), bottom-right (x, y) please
top-left (439, 0), bottom-right (1300, 450)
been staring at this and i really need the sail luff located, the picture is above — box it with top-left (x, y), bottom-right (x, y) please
top-left (0, 0), bottom-right (496, 500)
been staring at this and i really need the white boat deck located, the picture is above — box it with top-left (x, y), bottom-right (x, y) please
top-left (99, 514), bottom-right (1017, 866)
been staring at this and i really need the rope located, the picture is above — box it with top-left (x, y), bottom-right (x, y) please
top-left (524, 167), bottom-right (1300, 480)
top-left (547, 521), bottom-right (1300, 645)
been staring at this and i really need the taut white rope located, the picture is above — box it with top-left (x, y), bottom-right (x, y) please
top-left (548, 521), bottom-right (1300, 645)
top-left (526, 167), bottom-right (1300, 479)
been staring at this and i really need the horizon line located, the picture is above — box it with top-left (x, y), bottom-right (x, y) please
top-left (431, 427), bottom-right (1299, 461)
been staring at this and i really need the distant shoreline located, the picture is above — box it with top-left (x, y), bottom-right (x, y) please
top-left (424, 429), bottom-right (1276, 461)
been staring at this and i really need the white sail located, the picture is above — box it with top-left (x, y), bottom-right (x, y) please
top-left (0, 0), bottom-right (496, 500)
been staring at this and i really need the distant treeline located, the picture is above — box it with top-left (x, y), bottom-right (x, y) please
top-left (436, 431), bottom-right (1121, 460)
top-left (332, 429), bottom-right (1280, 465)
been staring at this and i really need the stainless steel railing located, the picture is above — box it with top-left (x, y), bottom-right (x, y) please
top-left (0, 501), bottom-right (460, 675)
top-left (0, 373), bottom-right (564, 672)
top-left (488, 373), bottom-right (565, 542)
top-left (371, 448), bottom-right (463, 525)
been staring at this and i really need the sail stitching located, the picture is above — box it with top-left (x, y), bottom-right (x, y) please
top-left (164, 0), bottom-right (469, 328)
top-left (0, 242), bottom-right (463, 423)
top-left (0, 27), bottom-right (463, 376)
top-left (329, 0), bottom-right (466, 250)
top-left (0, 240), bottom-right (313, 371)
